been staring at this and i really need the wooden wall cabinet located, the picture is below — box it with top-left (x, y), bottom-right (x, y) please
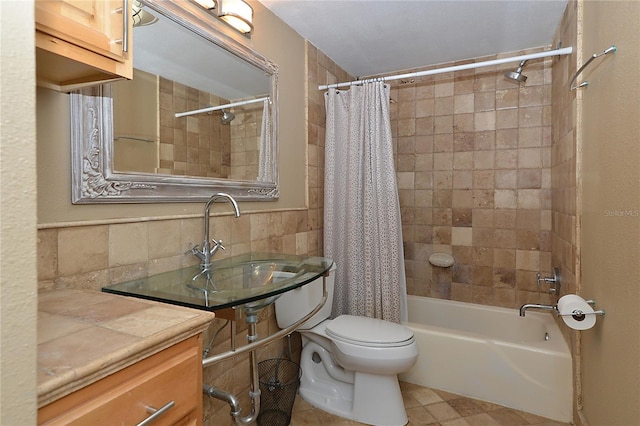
top-left (35, 0), bottom-right (133, 92)
top-left (38, 336), bottom-right (204, 426)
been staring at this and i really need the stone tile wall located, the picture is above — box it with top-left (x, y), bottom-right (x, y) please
top-left (37, 212), bottom-right (317, 295)
top-left (228, 102), bottom-right (262, 181)
top-left (158, 77), bottom-right (231, 178)
top-left (306, 42), bottom-right (353, 255)
top-left (551, 2), bottom-right (579, 300)
top-left (551, 0), bottom-right (581, 421)
top-left (383, 49), bottom-right (557, 309)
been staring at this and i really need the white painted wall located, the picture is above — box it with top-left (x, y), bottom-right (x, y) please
top-left (0, 0), bottom-right (38, 423)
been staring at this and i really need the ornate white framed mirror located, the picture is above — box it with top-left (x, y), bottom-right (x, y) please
top-left (71, 0), bottom-right (278, 203)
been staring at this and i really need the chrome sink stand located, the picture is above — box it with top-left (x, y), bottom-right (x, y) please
top-left (203, 316), bottom-right (261, 425)
top-left (202, 274), bottom-right (329, 425)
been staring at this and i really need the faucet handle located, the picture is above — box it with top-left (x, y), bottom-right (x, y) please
top-left (186, 243), bottom-right (208, 262)
top-left (209, 239), bottom-right (226, 255)
top-left (536, 268), bottom-right (561, 294)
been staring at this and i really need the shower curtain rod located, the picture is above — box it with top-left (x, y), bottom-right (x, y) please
top-left (175, 96), bottom-right (270, 118)
top-left (318, 46), bottom-right (573, 90)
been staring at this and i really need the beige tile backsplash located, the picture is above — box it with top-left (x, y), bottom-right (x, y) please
top-left (38, 211), bottom-right (322, 293)
top-left (109, 222), bottom-right (150, 267)
top-left (148, 219), bottom-right (182, 259)
top-left (58, 226), bottom-right (108, 276)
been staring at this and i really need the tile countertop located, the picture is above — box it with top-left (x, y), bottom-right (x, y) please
top-left (37, 289), bottom-right (216, 408)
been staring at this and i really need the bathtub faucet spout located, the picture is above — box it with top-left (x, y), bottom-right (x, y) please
top-left (519, 303), bottom-right (557, 317)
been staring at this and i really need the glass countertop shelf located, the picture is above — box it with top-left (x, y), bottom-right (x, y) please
top-left (102, 252), bottom-right (333, 312)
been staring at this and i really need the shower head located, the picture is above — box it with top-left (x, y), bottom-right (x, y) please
top-left (504, 60), bottom-right (528, 83)
top-left (221, 109), bottom-right (235, 124)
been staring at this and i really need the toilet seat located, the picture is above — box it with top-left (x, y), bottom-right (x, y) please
top-left (326, 315), bottom-right (414, 348)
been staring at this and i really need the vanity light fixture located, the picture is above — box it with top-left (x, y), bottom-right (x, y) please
top-left (192, 0), bottom-right (254, 34)
top-left (217, 0), bottom-right (254, 34)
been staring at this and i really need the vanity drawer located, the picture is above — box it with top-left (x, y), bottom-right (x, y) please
top-left (38, 336), bottom-right (203, 426)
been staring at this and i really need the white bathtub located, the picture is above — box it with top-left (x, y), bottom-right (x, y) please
top-left (400, 295), bottom-right (572, 423)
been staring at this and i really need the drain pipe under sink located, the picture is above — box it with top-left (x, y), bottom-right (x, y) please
top-left (202, 273), bottom-right (329, 425)
top-left (203, 385), bottom-right (241, 418)
top-left (204, 319), bottom-right (260, 425)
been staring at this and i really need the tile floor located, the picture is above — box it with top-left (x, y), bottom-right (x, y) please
top-left (290, 382), bottom-right (571, 426)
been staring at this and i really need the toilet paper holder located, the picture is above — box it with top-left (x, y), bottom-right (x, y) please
top-left (559, 299), bottom-right (606, 320)
top-left (519, 298), bottom-right (605, 319)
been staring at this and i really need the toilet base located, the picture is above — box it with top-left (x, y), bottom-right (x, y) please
top-left (352, 372), bottom-right (407, 425)
top-left (299, 341), bottom-right (408, 426)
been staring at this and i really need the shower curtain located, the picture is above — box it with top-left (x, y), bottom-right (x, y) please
top-left (324, 81), bottom-right (407, 323)
top-left (258, 98), bottom-right (272, 182)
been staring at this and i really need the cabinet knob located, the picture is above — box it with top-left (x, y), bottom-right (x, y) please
top-left (136, 400), bottom-right (175, 426)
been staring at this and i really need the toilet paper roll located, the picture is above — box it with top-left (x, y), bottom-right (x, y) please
top-left (557, 294), bottom-right (597, 330)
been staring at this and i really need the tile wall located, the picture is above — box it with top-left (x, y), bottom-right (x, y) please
top-left (228, 102), bottom-right (262, 181)
top-left (551, 2), bottom-right (579, 301)
top-left (551, 0), bottom-right (581, 421)
top-left (158, 77), bottom-right (231, 178)
top-left (158, 77), bottom-right (275, 182)
top-left (306, 42), bottom-right (353, 254)
top-left (37, 212), bottom-right (318, 295)
top-left (384, 50), bottom-right (557, 309)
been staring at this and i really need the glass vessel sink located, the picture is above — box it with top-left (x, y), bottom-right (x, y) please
top-left (102, 252), bottom-right (333, 312)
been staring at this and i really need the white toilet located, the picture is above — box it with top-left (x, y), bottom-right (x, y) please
top-left (274, 264), bottom-right (418, 426)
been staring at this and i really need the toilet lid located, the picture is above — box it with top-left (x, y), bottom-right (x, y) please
top-left (326, 315), bottom-right (414, 347)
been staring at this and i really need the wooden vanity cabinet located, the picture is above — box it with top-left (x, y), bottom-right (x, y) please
top-left (35, 0), bottom-right (133, 91)
top-left (38, 336), bottom-right (204, 426)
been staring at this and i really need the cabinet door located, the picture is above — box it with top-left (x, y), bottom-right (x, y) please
top-left (35, 0), bottom-right (129, 61)
top-left (38, 336), bottom-right (203, 426)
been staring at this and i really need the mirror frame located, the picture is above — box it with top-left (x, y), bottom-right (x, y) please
top-left (70, 0), bottom-right (279, 203)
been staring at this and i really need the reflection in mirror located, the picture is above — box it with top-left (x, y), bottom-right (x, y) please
top-left (71, 0), bottom-right (278, 203)
top-left (112, 69), bottom-right (158, 174)
top-left (112, 69), bottom-right (269, 182)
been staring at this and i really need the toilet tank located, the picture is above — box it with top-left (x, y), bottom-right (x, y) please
top-left (275, 263), bottom-right (336, 330)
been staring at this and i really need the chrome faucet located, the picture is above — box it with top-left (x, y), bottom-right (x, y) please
top-left (519, 303), bottom-right (557, 317)
top-left (191, 193), bottom-right (241, 273)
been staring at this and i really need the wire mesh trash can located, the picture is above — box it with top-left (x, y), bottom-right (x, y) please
top-left (257, 358), bottom-right (301, 426)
